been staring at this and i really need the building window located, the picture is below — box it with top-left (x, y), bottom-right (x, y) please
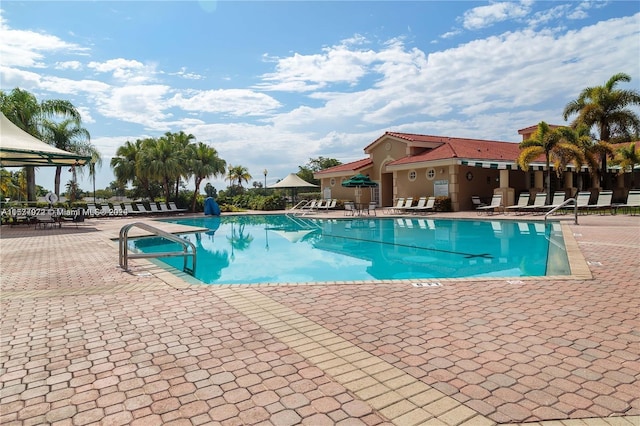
top-left (408, 170), bottom-right (417, 181)
top-left (330, 178), bottom-right (336, 187)
top-left (427, 169), bottom-right (436, 180)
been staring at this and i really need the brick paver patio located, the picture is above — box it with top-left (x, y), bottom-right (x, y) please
top-left (1, 212), bottom-right (638, 425)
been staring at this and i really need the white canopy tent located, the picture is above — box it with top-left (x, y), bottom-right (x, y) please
top-left (268, 173), bottom-right (319, 189)
top-left (0, 112), bottom-right (90, 167)
top-left (268, 173), bottom-right (319, 206)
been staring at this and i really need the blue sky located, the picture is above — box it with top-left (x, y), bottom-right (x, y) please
top-left (1, 1), bottom-right (639, 193)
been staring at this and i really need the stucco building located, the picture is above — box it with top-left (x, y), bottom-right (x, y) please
top-left (314, 126), bottom-right (635, 211)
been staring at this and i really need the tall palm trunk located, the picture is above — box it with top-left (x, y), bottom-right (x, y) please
top-left (191, 178), bottom-right (202, 213)
top-left (54, 166), bottom-right (63, 197)
top-left (26, 167), bottom-right (36, 202)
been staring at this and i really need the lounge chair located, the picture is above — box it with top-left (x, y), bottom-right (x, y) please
top-left (60, 210), bottom-right (86, 227)
top-left (168, 202), bottom-right (187, 212)
top-left (301, 200), bottom-right (318, 211)
top-left (344, 201), bottom-right (355, 216)
top-left (471, 195), bottom-right (486, 208)
top-left (135, 203), bottom-right (151, 214)
top-left (614, 190), bottom-right (640, 215)
top-left (316, 199), bottom-right (329, 210)
top-left (573, 191), bottom-right (592, 214)
top-left (405, 197), bottom-right (436, 214)
top-left (34, 211), bottom-right (60, 229)
top-left (96, 204), bottom-right (115, 217)
top-left (122, 202), bottom-right (142, 215)
top-left (111, 203), bottom-right (126, 216)
top-left (504, 193), bottom-right (530, 214)
top-left (476, 194), bottom-right (503, 215)
top-left (366, 202), bottom-right (377, 216)
top-left (396, 197), bottom-right (413, 213)
top-left (384, 198), bottom-right (405, 214)
top-left (159, 203), bottom-right (172, 213)
top-left (400, 196), bottom-right (426, 213)
top-left (537, 192), bottom-right (567, 215)
top-left (516, 193), bottom-right (547, 214)
top-left (586, 190), bottom-right (614, 214)
top-left (148, 202), bottom-right (162, 214)
top-left (85, 203), bottom-right (99, 217)
top-left (321, 199), bottom-right (338, 211)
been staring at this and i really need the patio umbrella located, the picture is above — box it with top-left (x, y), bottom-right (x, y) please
top-left (341, 173), bottom-right (378, 203)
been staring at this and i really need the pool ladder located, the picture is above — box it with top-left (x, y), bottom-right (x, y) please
top-left (119, 222), bottom-right (196, 275)
top-left (544, 198), bottom-right (578, 225)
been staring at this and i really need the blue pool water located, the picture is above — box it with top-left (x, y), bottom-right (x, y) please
top-left (129, 215), bottom-right (570, 285)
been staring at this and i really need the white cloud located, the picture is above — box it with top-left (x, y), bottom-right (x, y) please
top-left (462, 1), bottom-right (533, 30)
top-left (95, 84), bottom-right (174, 130)
top-left (87, 58), bottom-right (158, 84)
top-left (0, 14), bottom-right (88, 68)
top-left (257, 36), bottom-right (378, 92)
top-left (55, 61), bottom-right (83, 70)
top-left (171, 89), bottom-right (281, 116)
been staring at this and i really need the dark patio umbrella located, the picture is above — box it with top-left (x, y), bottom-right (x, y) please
top-left (341, 174), bottom-right (378, 203)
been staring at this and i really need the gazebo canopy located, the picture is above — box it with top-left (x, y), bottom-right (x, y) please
top-left (0, 112), bottom-right (90, 167)
top-left (268, 173), bottom-right (318, 189)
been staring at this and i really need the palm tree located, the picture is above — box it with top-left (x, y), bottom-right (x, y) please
top-left (227, 165), bottom-right (252, 189)
top-left (111, 140), bottom-right (141, 186)
top-left (563, 72), bottom-right (640, 189)
top-left (165, 131), bottom-right (195, 199)
top-left (187, 142), bottom-right (226, 212)
top-left (554, 124), bottom-right (612, 190)
top-left (89, 151), bottom-right (103, 203)
top-left (40, 118), bottom-right (98, 197)
top-left (612, 142), bottom-right (640, 188)
top-left (0, 88), bottom-right (83, 201)
top-left (139, 137), bottom-right (185, 201)
top-left (518, 122), bottom-right (581, 203)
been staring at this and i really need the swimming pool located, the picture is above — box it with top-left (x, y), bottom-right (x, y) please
top-left (129, 214), bottom-right (570, 285)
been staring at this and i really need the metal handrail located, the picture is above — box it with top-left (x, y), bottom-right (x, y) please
top-left (119, 222), bottom-right (196, 275)
top-left (545, 198), bottom-right (578, 225)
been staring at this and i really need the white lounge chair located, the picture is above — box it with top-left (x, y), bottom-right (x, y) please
top-left (366, 202), bottom-right (377, 216)
top-left (122, 202), bottom-right (142, 215)
top-left (504, 193), bottom-right (530, 214)
top-left (148, 203), bottom-right (162, 214)
top-left (516, 193), bottom-right (547, 214)
top-left (323, 199), bottom-right (338, 211)
top-left (614, 190), bottom-right (640, 215)
top-left (396, 198), bottom-right (413, 213)
top-left (586, 190), bottom-right (613, 214)
top-left (537, 192), bottom-right (567, 215)
top-left (168, 202), bottom-right (187, 212)
top-left (476, 194), bottom-right (503, 215)
top-left (135, 203), bottom-right (151, 214)
top-left (301, 200), bottom-right (318, 211)
top-left (384, 198), bottom-right (405, 214)
top-left (573, 191), bottom-right (593, 214)
top-left (400, 197), bottom-right (426, 213)
top-left (34, 211), bottom-right (59, 229)
top-left (404, 197), bottom-right (436, 215)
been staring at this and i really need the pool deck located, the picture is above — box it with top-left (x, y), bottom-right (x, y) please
top-left (1, 210), bottom-right (638, 426)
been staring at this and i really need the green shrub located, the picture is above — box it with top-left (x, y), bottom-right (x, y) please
top-left (434, 196), bottom-right (452, 212)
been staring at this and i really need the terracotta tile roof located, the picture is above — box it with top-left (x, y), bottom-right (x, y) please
top-left (315, 158), bottom-right (372, 175)
top-left (387, 134), bottom-right (521, 166)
